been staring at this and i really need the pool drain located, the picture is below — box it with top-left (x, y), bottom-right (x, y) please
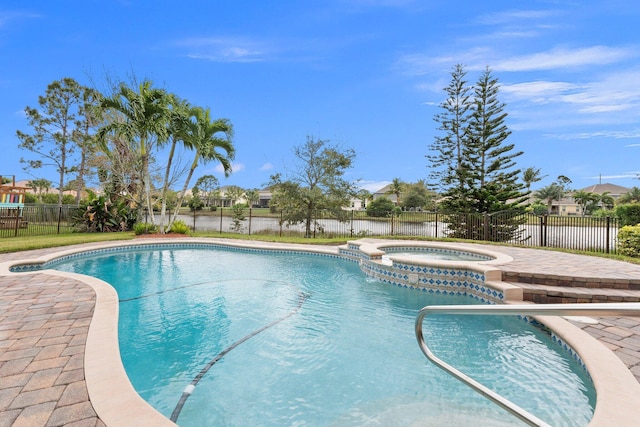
top-left (169, 289), bottom-right (309, 423)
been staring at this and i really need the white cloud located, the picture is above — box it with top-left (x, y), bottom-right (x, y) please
top-left (216, 162), bottom-right (244, 174)
top-left (175, 37), bottom-right (270, 63)
top-left (493, 46), bottom-right (635, 72)
top-left (476, 9), bottom-right (557, 26)
top-left (548, 129), bottom-right (640, 140)
top-left (259, 163), bottom-right (273, 171)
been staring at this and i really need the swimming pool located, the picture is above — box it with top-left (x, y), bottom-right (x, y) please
top-left (50, 245), bottom-right (594, 426)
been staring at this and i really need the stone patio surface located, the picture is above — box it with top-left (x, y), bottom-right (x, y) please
top-left (1, 239), bottom-right (639, 426)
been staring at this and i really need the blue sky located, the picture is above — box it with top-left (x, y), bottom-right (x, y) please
top-left (1, 0), bottom-right (639, 193)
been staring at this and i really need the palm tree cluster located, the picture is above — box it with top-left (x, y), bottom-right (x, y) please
top-left (96, 80), bottom-right (235, 233)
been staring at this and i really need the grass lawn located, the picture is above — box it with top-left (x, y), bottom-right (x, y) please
top-left (1, 230), bottom-right (638, 265)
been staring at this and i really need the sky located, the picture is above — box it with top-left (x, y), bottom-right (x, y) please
top-left (1, 0), bottom-right (639, 194)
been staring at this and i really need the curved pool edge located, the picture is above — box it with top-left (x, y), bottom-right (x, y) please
top-left (45, 269), bottom-right (176, 427)
top-left (2, 237), bottom-right (640, 426)
top-left (532, 312), bottom-right (640, 427)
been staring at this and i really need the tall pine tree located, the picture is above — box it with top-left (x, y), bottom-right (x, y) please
top-left (427, 64), bottom-right (473, 212)
top-left (428, 66), bottom-right (527, 241)
top-left (466, 67), bottom-right (525, 214)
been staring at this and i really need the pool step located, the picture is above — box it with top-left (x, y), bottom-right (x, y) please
top-left (502, 271), bottom-right (640, 291)
top-left (514, 282), bottom-right (640, 304)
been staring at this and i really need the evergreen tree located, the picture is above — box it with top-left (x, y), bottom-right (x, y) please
top-left (466, 67), bottom-right (525, 214)
top-left (428, 66), bottom-right (526, 242)
top-left (17, 78), bottom-right (85, 206)
top-left (427, 64), bottom-right (473, 211)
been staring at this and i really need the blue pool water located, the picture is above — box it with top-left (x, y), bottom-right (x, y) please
top-left (51, 246), bottom-right (595, 426)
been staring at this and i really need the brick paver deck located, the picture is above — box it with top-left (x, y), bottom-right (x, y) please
top-left (1, 239), bottom-right (640, 426)
top-left (0, 272), bottom-right (105, 427)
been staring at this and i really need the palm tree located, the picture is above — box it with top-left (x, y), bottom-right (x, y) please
top-left (386, 178), bottom-right (405, 206)
top-left (522, 167), bottom-right (546, 193)
top-left (598, 192), bottom-right (615, 210)
top-left (535, 183), bottom-right (565, 214)
top-left (244, 188), bottom-right (260, 208)
top-left (572, 190), bottom-right (598, 216)
top-left (97, 80), bottom-right (171, 220)
top-left (619, 187), bottom-right (640, 204)
top-left (169, 106), bottom-right (235, 228)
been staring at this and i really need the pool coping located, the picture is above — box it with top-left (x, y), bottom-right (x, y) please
top-left (2, 237), bottom-right (640, 426)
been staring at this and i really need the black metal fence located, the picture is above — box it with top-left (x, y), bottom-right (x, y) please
top-left (0, 205), bottom-right (620, 254)
top-left (177, 208), bottom-right (620, 254)
top-left (0, 205), bottom-right (77, 238)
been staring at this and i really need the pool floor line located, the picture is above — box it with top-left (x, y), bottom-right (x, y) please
top-left (169, 290), bottom-right (310, 423)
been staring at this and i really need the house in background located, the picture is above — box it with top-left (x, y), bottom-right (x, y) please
top-left (539, 183), bottom-right (630, 215)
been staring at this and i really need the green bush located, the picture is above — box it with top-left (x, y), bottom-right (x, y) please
top-left (615, 203), bottom-right (640, 227)
top-left (169, 219), bottom-right (190, 234)
top-left (73, 195), bottom-right (137, 232)
top-left (618, 225), bottom-right (640, 257)
top-left (133, 222), bottom-right (157, 235)
top-left (366, 197), bottom-right (397, 217)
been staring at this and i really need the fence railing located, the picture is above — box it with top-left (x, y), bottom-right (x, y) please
top-left (0, 205), bottom-right (620, 254)
top-left (177, 208), bottom-right (619, 254)
top-left (0, 204), bottom-right (76, 238)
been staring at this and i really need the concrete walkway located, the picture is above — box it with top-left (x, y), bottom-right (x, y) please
top-left (1, 240), bottom-right (640, 426)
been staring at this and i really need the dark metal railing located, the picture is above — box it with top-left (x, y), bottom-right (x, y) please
top-left (1, 205), bottom-right (620, 254)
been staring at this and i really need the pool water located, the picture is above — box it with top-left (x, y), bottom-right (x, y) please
top-left (52, 247), bottom-right (595, 426)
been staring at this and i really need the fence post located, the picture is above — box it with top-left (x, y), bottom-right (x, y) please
top-left (539, 214), bottom-right (548, 247)
top-left (192, 209), bottom-right (196, 231)
top-left (219, 207), bottom-right (223, 234)
top-left (279, 210), bottom-right (283, 237)
top-left (435, 211), bottom-right (438, 238)
top-left (605, 216), bottom-right (610, 254)
top-left (483, 212), bottom-right (489, 241)
top-left (350, 209), bottom-right (354, 238)
top-left (57, 206), bottom-right (62, 234)
top-left (248, 207), bottom-right (252, 235)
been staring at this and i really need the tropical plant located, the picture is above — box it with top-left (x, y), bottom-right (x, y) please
top-left (572, 190), bottom-right (599, 216)
top-left (535, 183), bottom-right (565, 214)
top-left (522, 167), bottom-right (546, 193)
top-left (169, 219), bottom-right (190, 234)
top-left (385, 178), bottom-right (405, 206)
top-left (168, 106), bottom-right (234, 228)
top-left (133, 222), bottom-right (157, 235)
top-left (97, 79), bottom-right (171, 221)
top-left (224, 186), bottom-right (245, 207)
top-left (73, 194), bottom-right (136, 232)
top-left (244, 188), bottom-right (260, 208)
top-left (618, 187), bottom-right (640, 204)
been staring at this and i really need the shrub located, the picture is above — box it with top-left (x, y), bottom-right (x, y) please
top-left (366, 197), bottom-right (396, 217)
top-left (73, 195), bottom-right (137, 232)
top-left (615, 203), bottom-right (640, 227)
top-left (133, 222), bottom-right (157, 235)
top-left (618, 225), bottom-right (640, 257)
top-left (169, 220), bottom-right (190, 234)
